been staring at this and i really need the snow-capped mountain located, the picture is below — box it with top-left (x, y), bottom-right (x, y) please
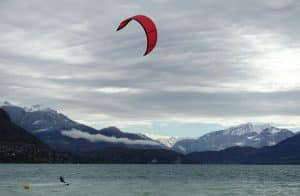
top-left (173, 123), bottom-right (295, 154)
top-left (222, 123), bottom-right (272, 136)
top-left (1, 102), bottom-right (296, 155)
top-left (143, 133), bottom-right (183, 148)
top-left (1, 102), bottom-right (97, 134)
top-left (1, 102), bottom-right (163, 153)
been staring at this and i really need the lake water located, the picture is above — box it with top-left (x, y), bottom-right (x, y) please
top-left (0, 164), bottom-right (299, 196)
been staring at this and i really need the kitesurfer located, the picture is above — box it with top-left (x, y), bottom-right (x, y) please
top-left (59, 176), bottom-right (69, 186)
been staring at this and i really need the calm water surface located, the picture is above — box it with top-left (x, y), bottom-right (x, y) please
top-left (0, 164), bottom-right (299, 196)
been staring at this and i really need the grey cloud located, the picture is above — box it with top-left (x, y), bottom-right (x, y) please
top-left (59, 90), bottom-right (300, 119)
top-left (1, 0), bottom-right (300, 128)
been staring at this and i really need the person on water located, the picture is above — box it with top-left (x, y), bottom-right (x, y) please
top-left (59, 176), bottom-right (69, 185)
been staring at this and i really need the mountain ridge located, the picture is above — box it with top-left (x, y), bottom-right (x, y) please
top-left (1, 102), bottom-right (164, 154)
top-left (1, 102), bottom-right (296, 155)
top-left (187, 133), bottom-right (300, 164)
top-left (173, 123), bottom-right (295, 154)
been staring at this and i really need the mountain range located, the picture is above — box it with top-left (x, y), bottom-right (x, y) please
top-left (1, 101), bottom-right (299, 164)
top-left (172, 123), bottom-right (295, 154)
top-left (187, 132), bottom-right (300, 164)
top-left (1, 102), bottom-right (163, 154)
top-left (0, 108), bottom-right (192, 163)
top-left (1, 102), bottom-right (296, 154)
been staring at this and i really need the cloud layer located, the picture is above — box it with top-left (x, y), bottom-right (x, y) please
top-left (1, 0), bottom-right (300, 134)
top-left (62, 129), bottom-right (161, 146)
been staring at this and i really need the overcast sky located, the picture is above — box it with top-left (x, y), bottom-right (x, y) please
top-left (1, 0), bottom-right (300, 137)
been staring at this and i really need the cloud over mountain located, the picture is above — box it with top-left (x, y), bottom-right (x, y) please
top-left (62, 129), bottom-right (161, 146)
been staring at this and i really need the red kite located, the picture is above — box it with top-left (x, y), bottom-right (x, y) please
top-left (117, 15), bottom-right (158, 56)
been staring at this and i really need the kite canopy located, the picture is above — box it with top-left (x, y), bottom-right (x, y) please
top-left (117, 15), bottom-right (158, 56)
